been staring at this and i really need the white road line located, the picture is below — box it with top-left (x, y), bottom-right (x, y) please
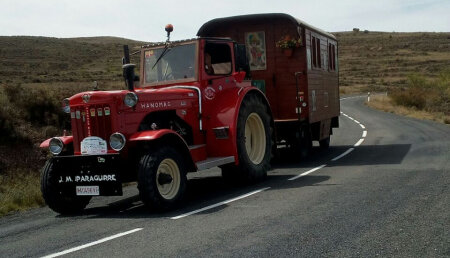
top-left (348, 117), bottom-right (354, 121)
top-left (288, 164), bottom-right (327, 181)
top-left (354, 120), bottom-right (360, 124)
top-left (331, 148), bottom-right (355, 161)
top-left (171, 187), bottom-right (271, 220)
top-left (354, 138), bottom-right (365, 147)
top-left (362, 130), bottom-right (367, 138)
top-left (41, 228), bottom-right (143, 258)
top-left (343, 114), bottom-right (349, 117)
top-left (359, 124), bottom-right (365, 129)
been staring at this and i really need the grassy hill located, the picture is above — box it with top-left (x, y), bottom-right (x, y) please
top-left (336, 31), bottom-right (450, 93)
top-left (0, 32), bottom-right (449, 215)
top-left (0, 36), bottom-right (144, 84)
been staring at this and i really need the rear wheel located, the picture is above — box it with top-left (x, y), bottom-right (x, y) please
top-left (41, 160), bottom-right (91, 215)
top-left (138, 146), bottom-right (187, 211)
top-left (222, 94), bottom-right (272, 182)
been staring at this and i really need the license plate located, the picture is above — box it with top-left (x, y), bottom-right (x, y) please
top-left (76, 186), bottom-right (100, 196)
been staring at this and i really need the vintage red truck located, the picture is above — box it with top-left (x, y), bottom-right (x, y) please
top-left (40, 13), bottom-right (339, 214)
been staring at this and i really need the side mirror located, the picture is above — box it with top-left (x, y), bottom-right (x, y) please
top-left (235, 44), bottom-right (250, 76)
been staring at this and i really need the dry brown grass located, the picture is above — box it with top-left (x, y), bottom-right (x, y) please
top-left (336, 32), bottom-right (450, 90)
top-left (366, 94), bottom-right (450, 124)
top-left (0, 169), bottom-right (43, 216)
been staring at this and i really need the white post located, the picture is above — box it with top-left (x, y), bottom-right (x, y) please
top-left (367, 92), bottom-right (371, 102)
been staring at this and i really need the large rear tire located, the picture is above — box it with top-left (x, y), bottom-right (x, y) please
top-left (41, 160), bottom-right (91, 215)
top-left (138, 146), bottom-right (187, 211)
top-left (222, 94), bottom-right (272, 182)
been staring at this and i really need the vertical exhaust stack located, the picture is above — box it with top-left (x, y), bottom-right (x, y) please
top-left (122, 45), bottom-right (135, 91)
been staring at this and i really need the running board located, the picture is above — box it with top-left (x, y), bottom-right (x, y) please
top-left (196, 156), bottom-right (235, 171)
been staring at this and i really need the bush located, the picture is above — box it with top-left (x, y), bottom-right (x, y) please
top-left (390, 71), bottom-right (450, 114)
top-left (0, 85), bottom-right (22, 144)
top-left (5, 84), bottom-right (70, 129)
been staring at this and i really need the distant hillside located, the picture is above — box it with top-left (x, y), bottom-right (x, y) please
top-left (336, 31), bottom-right (450, 89)
top-left (0, 36), bottom-right (145, 85)
top-left (1, 33), bottom-right (449, 89)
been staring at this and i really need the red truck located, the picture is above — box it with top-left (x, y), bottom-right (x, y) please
top-left (40, 13), bottom-right (339, 214)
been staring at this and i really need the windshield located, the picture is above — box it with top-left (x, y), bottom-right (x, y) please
top-left (144, 42), bottom-right (197, 85)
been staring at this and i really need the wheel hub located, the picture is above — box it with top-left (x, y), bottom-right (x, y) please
top-left (156, 158), bottom-right (181, 200)
top-left (158, 173), bottom-right (173, 185)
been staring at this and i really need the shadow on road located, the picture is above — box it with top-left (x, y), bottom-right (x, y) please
top-left (273, 144), bottom-right (411, 169)
top-left (76, 174), bottom-right (330, 219)
top-left (58, 143), bottom-right (410, 219)
top-left (327, 144), bottom-right (411, 167)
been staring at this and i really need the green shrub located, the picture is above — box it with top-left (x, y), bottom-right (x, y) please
top-left (390, 71), bottom-right (450, 114)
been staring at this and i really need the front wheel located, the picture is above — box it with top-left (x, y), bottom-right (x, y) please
top-left (138, 146), bottom-right (187, 211)
top-left (222, 94), bottom-right (272, 182)
top-left (41, 160), bottom-right (91, 214)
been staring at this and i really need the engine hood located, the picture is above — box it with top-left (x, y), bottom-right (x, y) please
top-left (69, 87), bottom-right (198, 109)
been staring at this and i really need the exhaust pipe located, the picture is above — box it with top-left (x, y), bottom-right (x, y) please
top-left (123, 63), bottom-right (136, 91)
top-left (122, 45), bottom-right (135, 91)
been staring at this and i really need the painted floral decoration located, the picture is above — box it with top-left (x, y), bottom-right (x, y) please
top-left (275, 35), bottom-right (303, 49)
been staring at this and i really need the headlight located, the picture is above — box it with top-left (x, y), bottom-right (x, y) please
top-left (124, 92), bottom-right (138, 107)
top-left (49, 137), bottom-right (64, 155)
top-left (110, 133), bottom-right (126, 151)
top-left (62, 98), bottom-right (70, 113)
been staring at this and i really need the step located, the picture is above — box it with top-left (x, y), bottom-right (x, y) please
top-left (196, 156), bottom-right (235, 171)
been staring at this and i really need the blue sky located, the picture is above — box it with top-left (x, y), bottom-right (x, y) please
top-left (0, 0), bottom-right (448, 41)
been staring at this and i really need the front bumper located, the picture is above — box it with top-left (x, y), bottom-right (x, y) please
top-left (52, 154), bottom-right (123, 196)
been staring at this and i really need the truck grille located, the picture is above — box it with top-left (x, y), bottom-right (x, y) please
top-left (71, 104), bottom-right (113, 153)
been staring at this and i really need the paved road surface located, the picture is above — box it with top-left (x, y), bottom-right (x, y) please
top-left (0, 96), bottom-right (449, 257)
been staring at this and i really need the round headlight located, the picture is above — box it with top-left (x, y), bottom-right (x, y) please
top-left (124, 92), bottom-right (138, 107)
top-left (62, 98), bottom-right (70, 113)
top-left (49, 137), bottom-right (64, 155)
top-left (110, 133), bottom-right (126, 151)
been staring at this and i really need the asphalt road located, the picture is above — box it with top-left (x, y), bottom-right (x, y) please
top-left (1, 96), bottom-right (449, 258)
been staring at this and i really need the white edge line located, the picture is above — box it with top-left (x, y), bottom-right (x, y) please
top-left (354, 138), bottom-right (365, 147)
top-left (288, 164), bottom-right (326, 181)
top-left (41, 228), bottom-right (143, 258)
top-left (331, 148), bottom-right (355, 161)
top-left (360, 124), bottom-right (365, 129)
top-left (362, 130), bottom-right (367, 138)
top-left (171, 187), bottom-right (271, 220)
top-left (354, 120), bottom-right (360, 124)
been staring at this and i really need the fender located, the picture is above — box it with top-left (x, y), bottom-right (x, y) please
top-left (39, 136), bottom-right (73, 149)
top-left (129, 129), bottom-right (196, 171)
top-left (204, 86), bottom-right (273, 164)
top-left (129, 129), bottom-right (187, 143)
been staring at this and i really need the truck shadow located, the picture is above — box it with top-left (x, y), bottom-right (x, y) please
top-left (273, 143), bottom-right (411, 169)
top-left (80, 174), bottom-right (331, 219)
top-left (77, 143), bottom-right (410, 219)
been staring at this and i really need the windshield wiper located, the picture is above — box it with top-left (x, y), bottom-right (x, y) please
top-left (152, 44), bottom-right (171, 69)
